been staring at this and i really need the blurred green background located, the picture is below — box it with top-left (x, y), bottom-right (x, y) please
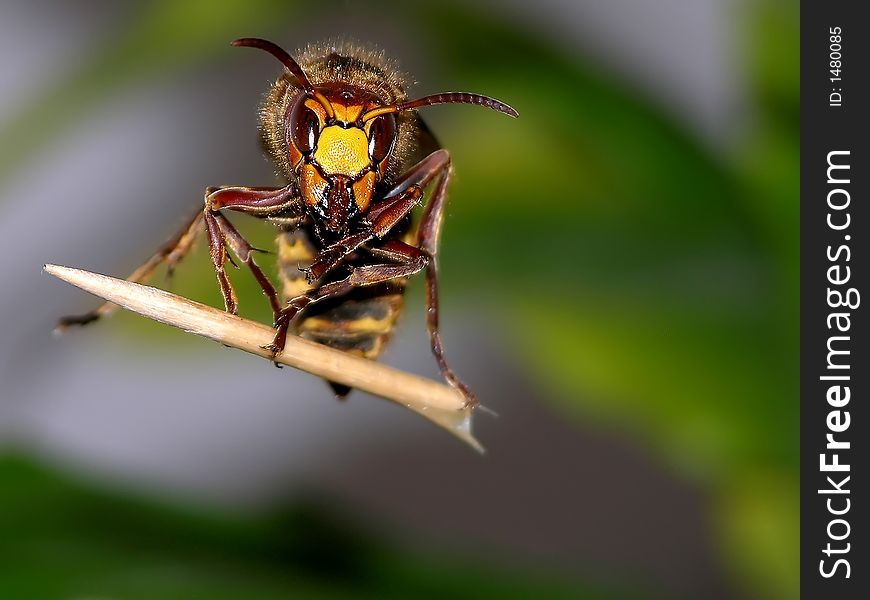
top-left (0, 0), bottom-right (797, 598)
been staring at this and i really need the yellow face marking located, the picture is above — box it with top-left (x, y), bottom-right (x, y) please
top-left (313, 126), bottom-right (371, 177)
top-left (304, 98), bottom-right (327, 121)
top-left (331, 103), bottom-right (365, 123)
top-left (300, 163), bottom-right (328, 206)
top-left (352, 171), bottom-right (377, 212)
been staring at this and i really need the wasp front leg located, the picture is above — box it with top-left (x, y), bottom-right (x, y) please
top-left (203, 184), bottom-right (300, 320)
top-left (301, 186), bottom-right (423, 283)
top-left (299, 147), bottom-right (448, 283)
top-left (58, 184), bottom-right (300, 330)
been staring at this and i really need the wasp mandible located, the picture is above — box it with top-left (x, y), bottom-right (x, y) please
top-left (59, 38), bottom-right (518, 408)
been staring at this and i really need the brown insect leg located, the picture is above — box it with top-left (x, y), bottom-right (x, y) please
top-left (264, 243), bottom-right (429, 356)
top-left (204, 209), bottom-right (238, 314)
top-left (414, 151), bottom-right (479, 409)
top-left (211, 213), bottom-right (281, 319)
top-left (59, 184), bottom-right (300, 330)
top-left (301, 150), bottom-right (448, 284)
top-left (302, 186), bottom-right (423, 283)
top-left (301, 230), bottom-right (371, 284)
top-left (382, 149), bottom-right (451, 202)
top-left (422, 259), bottom-right (477, 409)
top-left (203, 184), bottom-right (300, 316)
top-left (206, 184), bottom-right (301, 216)
top-left (57, 206), bottom-right (204, 331)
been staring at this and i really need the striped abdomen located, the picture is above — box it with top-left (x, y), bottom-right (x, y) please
top-left (277, 227), bottom-right (406, 395)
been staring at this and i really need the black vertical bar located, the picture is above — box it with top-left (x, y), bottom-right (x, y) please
top-left (801, 2), bottom-right (867, 597)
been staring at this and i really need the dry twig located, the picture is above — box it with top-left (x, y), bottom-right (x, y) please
top-left (45, 264), bottom-right (483, 452)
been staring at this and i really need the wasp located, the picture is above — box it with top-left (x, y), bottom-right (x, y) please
top-left (59, 38), bottom-right (517, 407)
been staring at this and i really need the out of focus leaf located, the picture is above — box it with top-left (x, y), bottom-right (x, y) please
top-left (717, 471), bottom-right (799, 600)
top-left (0, 456), bottom-right (640, 600)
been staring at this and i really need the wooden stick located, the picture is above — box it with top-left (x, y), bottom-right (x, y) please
top-left (44, 264), bottom-right (483, 452)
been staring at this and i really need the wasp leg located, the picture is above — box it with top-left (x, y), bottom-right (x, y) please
top-left (301, 150), bottom-right (448, 283)
top-left (204, 209), bottom-right (239, 314)
top-left (301, 230), bottom-right (372, 284)
top-left (58, 184), bottom-right (300, 330)
top-left (210, 213), bottom-right (281, 318)
top-left (203, 184), bottom-right (300, 316)
top-left (412, 151), bottom-right (478, 409)
top-left (57, 206), bottom-right (204, 331)
top-left (302, 186), bottom-right (423, 283)
top-left (346, 149), bottom-right (477, 408)
top-left (265, 242), bottom-right (429, 357)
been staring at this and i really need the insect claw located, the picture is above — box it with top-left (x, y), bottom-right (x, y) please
top-left (461, 398), bottom-right (480, 411)
top-left (260, 341), bottom-right (281, 356)
top-left (261, 345), bottom-right (285, 367)
top-left (457, 387), bottom-right (483, 412)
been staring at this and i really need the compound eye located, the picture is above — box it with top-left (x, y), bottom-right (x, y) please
top-left (368, 114), bottom-right (397, 163)
top-left (289, 95), bottom-right (320, 154)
